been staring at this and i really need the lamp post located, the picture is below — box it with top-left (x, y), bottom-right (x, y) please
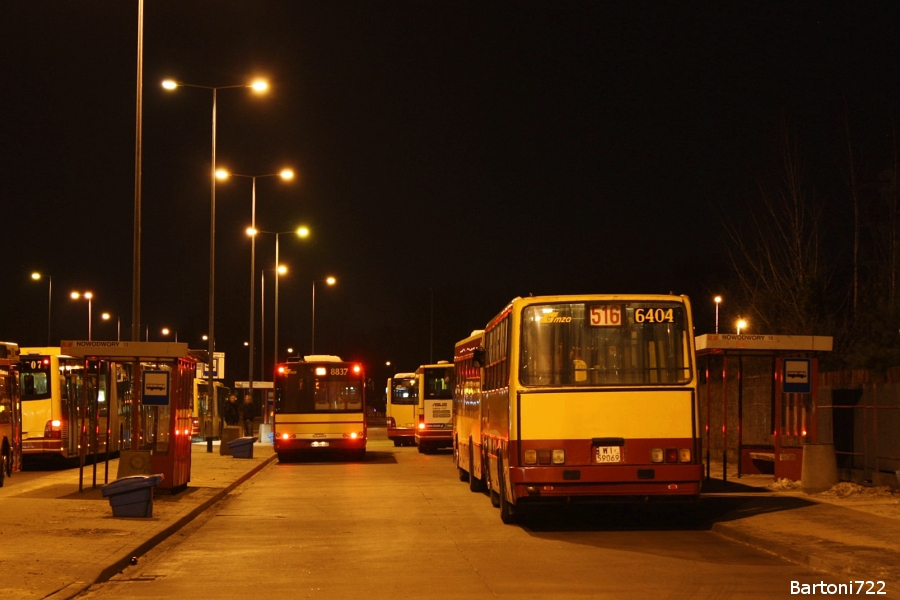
top-left (31, 272), bottom-right (52, 346)
top-left (736, 318), bottom-right (747, 335)
top-left (70, 291), bottom-right (93, 341)
top-left (254, 227), bottom-right (309, 374)
top-left (714, 295), bottom-right (722, 334)
top-left (101, 312), bottom-right (121, 341)
top-left (162, 77), bottom-right (268, 382)
top-left (311, 276), bottom-right (336, 354)
top-left (217, 168), bottom-right (294, 406)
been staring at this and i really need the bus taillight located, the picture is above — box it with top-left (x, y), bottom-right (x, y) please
top-left (281, 432), bottom-right (290, 440)
top-left (44, 419), bottom-right (62, 438)
top-left (352, 364), bottom-right (361, 374)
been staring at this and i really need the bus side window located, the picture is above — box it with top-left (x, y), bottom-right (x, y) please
top-left (24, 373), bottom-right (35, 395)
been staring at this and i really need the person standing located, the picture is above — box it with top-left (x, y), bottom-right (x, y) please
top-left (223, 394), bottom-right (240, 428)
top-left (241, 394), bottom-right (257, 437)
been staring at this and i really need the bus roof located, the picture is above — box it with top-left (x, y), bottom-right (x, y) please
top-left (302, 355), bottom-right (343, 362)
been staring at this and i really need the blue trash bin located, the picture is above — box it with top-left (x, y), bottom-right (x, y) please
top-left (226, 436), bottom-right (258, 459)
top-left (101, 474), bottom-right (163, 518)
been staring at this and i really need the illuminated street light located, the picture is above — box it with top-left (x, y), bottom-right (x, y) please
top-left (220, 167), bottom-right (295, 407)
top-left (162, 76), bottom-right (268, 381)
top-left (714, 295), bottom-right (722, 334)
top-left (736, 318), bottom-right (747, 335)
top-left (252, 227), bottom-right (309, 372)
top-left (311, 276), bottom-right (337, 354)
top-left (70, 291), bottom-right (94, 341)
top-left (31, 272), bottom-right (52, 345)
top-left (101, 312), bottom-right (121, 341)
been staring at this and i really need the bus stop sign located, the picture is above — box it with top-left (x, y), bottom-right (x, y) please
top-left (783, 358), bottom-right (811, 394)
top-left (143, 370), bottom-right (171, 406)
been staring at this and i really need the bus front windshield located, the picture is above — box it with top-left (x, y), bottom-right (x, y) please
top-left (278, 369), bottom-right (363, 414)
top-left (391, 378), bottom-right (418, 405)
top-left (520, 302), bottom-right (692, 387)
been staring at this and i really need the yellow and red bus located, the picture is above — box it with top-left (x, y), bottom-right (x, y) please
top-left (18, 347), bottom-right (127, 464)
top-left (454, 295), bottom-right (701, 523)
top-left (414, 362), bottom-right (454, 453)
top-left (452, 331), bottom-right (484, 490)
top-left (386, 372), bottom-right (418, 446)
top-left (0, 342), bottom-right (22, 486)
top-left (274, 355), bottom-right (367, 461)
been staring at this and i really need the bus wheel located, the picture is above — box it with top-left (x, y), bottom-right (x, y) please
top-left (468, 443), bottom-right (484, 492)
top-left (393, 439), bottom-right (401, 447)
top-left (417, 442), bottom-right (426, 454)
top-left (498, 454), bottom-right (519, 524)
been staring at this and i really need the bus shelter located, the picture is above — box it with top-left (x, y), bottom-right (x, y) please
top-left (0, 342), bottom-right (23, 482)
top-left (61, 340), bottom-right (196, 492)
top-left (695, 334), bottom-right (833, 482)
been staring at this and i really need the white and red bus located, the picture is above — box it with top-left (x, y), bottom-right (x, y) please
top-left (0, 342), bottom-right (22, 486)
top-left (274, 355), bottom-right (367, 461)
top-left (386, 372), bottom-right (418, 446)
top-left (414, 362), bottom-right (454, 454)
top-left (454, 295), bottom-right (701, 523)
top-left (452, 331), bottom-right (484, 490)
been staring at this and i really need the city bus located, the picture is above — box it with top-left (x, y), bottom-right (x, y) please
top-left (386, 372), bottom-right (418, 446)
top-left (274, 355), bottom-right (367, 461)
top-left (453, 295), bottom-right (702, 523)
top-left (19, 347), bottom-right (126, 464)
top-left (414, 361), bottom-right (454, 454)
top-left (452, 331), bottom-right (484, 490)
top-left (0, 342), bottom-right (22, 486)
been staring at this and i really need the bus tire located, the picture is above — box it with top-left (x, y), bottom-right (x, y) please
top-left (393, 439), bottom-right (401, 447)
top-left (417, 442), bottom-right (426, 454)
top-left (469, 442), bottom-right (484, 492)
top-left (498, 453), bottom-right (518, 524)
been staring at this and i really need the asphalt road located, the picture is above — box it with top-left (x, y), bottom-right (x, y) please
top-left (75, 430), bottom-right (827, 599)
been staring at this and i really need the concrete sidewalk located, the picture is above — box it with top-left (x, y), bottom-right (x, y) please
top-left (705, 471), bottom-right (900, 583)
top-left (0, 442), bottom-right (276, 600)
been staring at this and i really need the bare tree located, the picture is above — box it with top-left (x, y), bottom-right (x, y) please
top-left (724, 127), bottom-right (826, 334)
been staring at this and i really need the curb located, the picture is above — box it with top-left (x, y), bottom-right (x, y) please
top-left (50, 452), bottom-right (278, 600)
top-left (711, 521), bottom-right (844, 577)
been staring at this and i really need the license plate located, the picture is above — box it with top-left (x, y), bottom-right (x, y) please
top-left (595, 446), bottom-right (621, 463)
top-left (311, 441), bottom-right (330, 448)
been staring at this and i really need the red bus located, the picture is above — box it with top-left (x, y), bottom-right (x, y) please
top-left (0, 342), bottom-right (22, 486)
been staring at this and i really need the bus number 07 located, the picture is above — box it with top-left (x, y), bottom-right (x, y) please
top-left (590, 306), bottom-right (621, 326)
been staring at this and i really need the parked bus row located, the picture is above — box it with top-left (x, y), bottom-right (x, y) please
top-left (451, 294), bottom-right (703, 523)
top-left (385, 362), bottom-right (454, 453)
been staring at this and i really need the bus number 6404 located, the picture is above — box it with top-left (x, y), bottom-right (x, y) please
top-left (634, 308), bottom-right (674, 323)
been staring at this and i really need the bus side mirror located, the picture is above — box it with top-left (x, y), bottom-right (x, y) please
top-left (472, 347), bottom-right (486, 368)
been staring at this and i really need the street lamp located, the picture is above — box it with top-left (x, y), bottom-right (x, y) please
top-left (311, 276), bottom-right (336, 354)
top-left (260, 265), bottom-right (287, 392)
top-left (714, 295), bottom-right (722, 334)
top-left (31, 272), bottom-right (52, 346)
top-left (162, 77), bottom-right (268, 382)
top-left (218, 167), bottom-right (294, 406)
top-left (736, 318), bottom-right (747, 335)
top-left (70, 291), bottom-right (93, 341)
top-left (161, 327), bottom-right (178, 343)
top-left (101, 312), bottom-right (121, 341)
top-left (253, 227), bottom-right (309, 373)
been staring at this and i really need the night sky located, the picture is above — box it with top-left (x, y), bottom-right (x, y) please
top-left (2, 2), bottom-right (899, 386)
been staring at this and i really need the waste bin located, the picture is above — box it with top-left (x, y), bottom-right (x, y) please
top-left (226, 436), bottom-right (258, 459)
top-left (101, 474), bottom-right (163, 518)
top-left (220, 425), bottom-right (242, 456)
